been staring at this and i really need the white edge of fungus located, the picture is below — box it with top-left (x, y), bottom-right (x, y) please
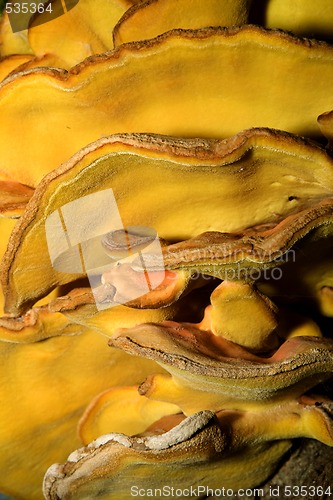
top-left (42, 463), bottom-right (65, 497)
top-left (142, 410), bottom-right (215, 450)
top-left (42, 411), bottom-right (215, 495)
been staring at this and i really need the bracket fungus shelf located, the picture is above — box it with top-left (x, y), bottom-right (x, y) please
top-left (0, 1), bottom-right (333, 499)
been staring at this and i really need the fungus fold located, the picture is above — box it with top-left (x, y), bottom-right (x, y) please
top-left (2, 26), bottom-right (333, 183)
top-left (0, 1), bottom-right (333, 498)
